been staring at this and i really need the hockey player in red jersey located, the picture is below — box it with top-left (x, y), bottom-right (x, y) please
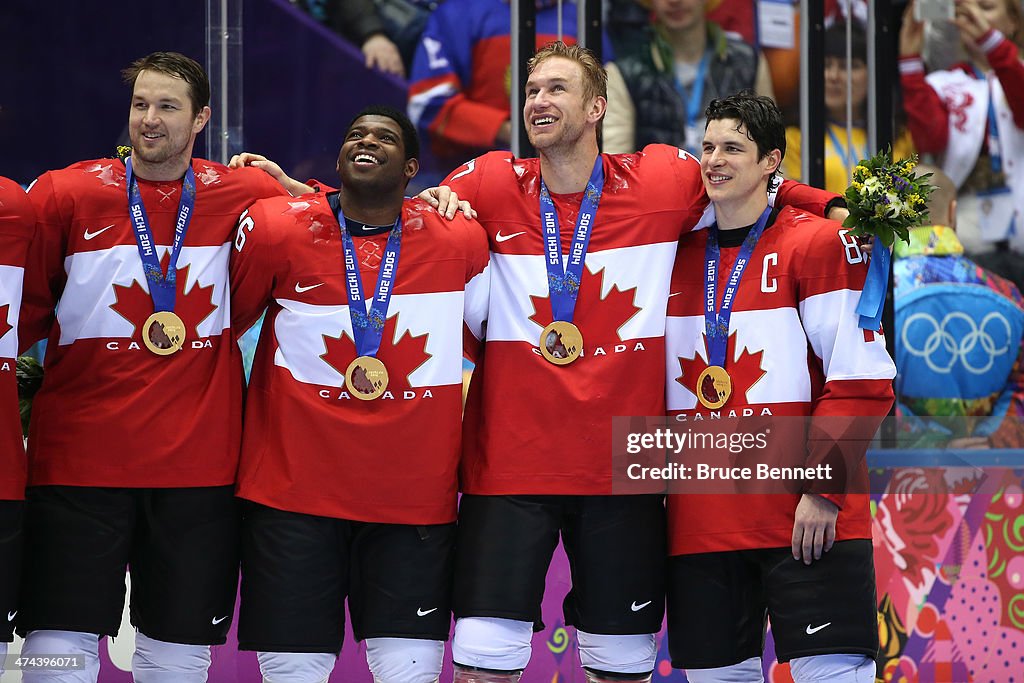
top-left (230, 106), bottom-right (488, 683)
top-left (433, 41), bottom-right (850, 683)
top-left (664, 93), bottom-right (895, 682)
top-left (0, 178), bottom-right (34, 675)
top-left (15, 52), bottom-right (300, 683)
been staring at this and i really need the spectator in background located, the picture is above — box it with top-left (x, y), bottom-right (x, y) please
top-left (740, 0), bottom-right (864, 124)
top-left (373, 0), bottom-right (442, 73)
top-left (825, 0), bottom-right (868, 26)
top-left (784, 21), bottom-right (915, 194)
top-left (899, 0), bottom-right (1024, 261)
top-left (607, 0), bottom-right (652, 57)
top-left (407, 0), bottom-right (634, 164)
top-left (974, 224), bottom-right (1024, 292)
top-left (894, 165), bottom-right (1024, 449)
top-left (615, 0), bottom-right (775, 154)
top-left (300, 0), bottom-right (410, 77)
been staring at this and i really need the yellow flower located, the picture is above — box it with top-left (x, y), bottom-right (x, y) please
top-left (852, 181), bottom-right (863, 191)
top-left (854, 165), bottom-right (868, 180)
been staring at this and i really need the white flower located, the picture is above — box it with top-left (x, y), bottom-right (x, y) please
top-left (886, 193), bottom-right (905, 217)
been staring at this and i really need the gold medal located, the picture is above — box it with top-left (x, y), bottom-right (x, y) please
top-left (142, 311), bottom-right (186, 356)
top-left (345, 356), bottom-right (389, 400)
top-left (539, 321), bottom-right (583, 365)
top-left (696, 365), bottom-right (732, 409)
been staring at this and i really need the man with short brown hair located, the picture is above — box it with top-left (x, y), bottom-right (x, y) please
top-left (17, 51), bottom-right (296, 682)
top-left (437, 43), bottom-right (845, 683)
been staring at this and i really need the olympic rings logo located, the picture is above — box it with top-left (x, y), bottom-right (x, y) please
top-left (901, 311), bottom-right (1014, 375)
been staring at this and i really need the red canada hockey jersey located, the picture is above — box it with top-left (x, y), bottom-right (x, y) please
top-left (231, 193), bottom-right (489, 524)
top-left (0, 178), bottom-right (34, 500)
top-left (21, 159), bottom-right (286, 488)
top-left (445, 146), bottom-right (838, 495)
top-left (665, 207), bottom-right (895, 555)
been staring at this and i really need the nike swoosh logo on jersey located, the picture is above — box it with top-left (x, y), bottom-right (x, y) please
top-left (416, 607), bottom-right (438, 617)
top-left (83, 225), bottom-right (115, 240)
top-left (294, 282), bottom-right (324, 293)
top-left (805, 622), bottom-right (831, 635)
top-left (495, 230), bottom-right (526, 243)
top-left (630, 601), bottom-right (652, 612)
top-left (6, 610), bottom-right (15, 621)
top-left (211, 615), bottom-right (229, 625)
top-left (668, 292), bottom-right (683, 298)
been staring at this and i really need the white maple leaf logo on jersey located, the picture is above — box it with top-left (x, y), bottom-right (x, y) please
top-left (84, 163), bottom-right (122, 188)
top-left (283, 201), bottom-right (314, 215)
top-left (279, 198), bottom-right (331, 244)
top-left (195, 165), bottom-right (222, 186)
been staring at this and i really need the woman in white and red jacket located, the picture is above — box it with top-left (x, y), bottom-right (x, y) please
top-left (899, 0), bottom-right (1024, 256)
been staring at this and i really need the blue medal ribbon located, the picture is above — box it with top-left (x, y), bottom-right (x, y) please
top-left (855, 238), bottom-right (890, 331)
top-left (337, 204), bottom-right (402, 358)
top-left (539, 155), bottom-right (605, 324)
top-left (124, 158), bottom-right (196, 314)
top-left (673, 50), bottom-right (710, 154)
top-left (971, 66), bottom-right (1003, 174)
top-left (704, 207), bottom-right (772, 366)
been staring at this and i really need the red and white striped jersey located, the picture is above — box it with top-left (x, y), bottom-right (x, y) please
top-left (0, 177), bottom-right (34, 500)
top-left (21, 158), bottom-right (286, 488)
top-left (445, 146), bottom-right (839, 495)
top-left (230, 193), bottom-right (489, 525)
top-left (665, 206), bottom-right (896, 555)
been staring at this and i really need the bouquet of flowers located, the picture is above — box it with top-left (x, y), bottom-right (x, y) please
top-left (843, 149), bottom-right (934, 330)
top-left (842, 149), bottom-right (933, 247)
